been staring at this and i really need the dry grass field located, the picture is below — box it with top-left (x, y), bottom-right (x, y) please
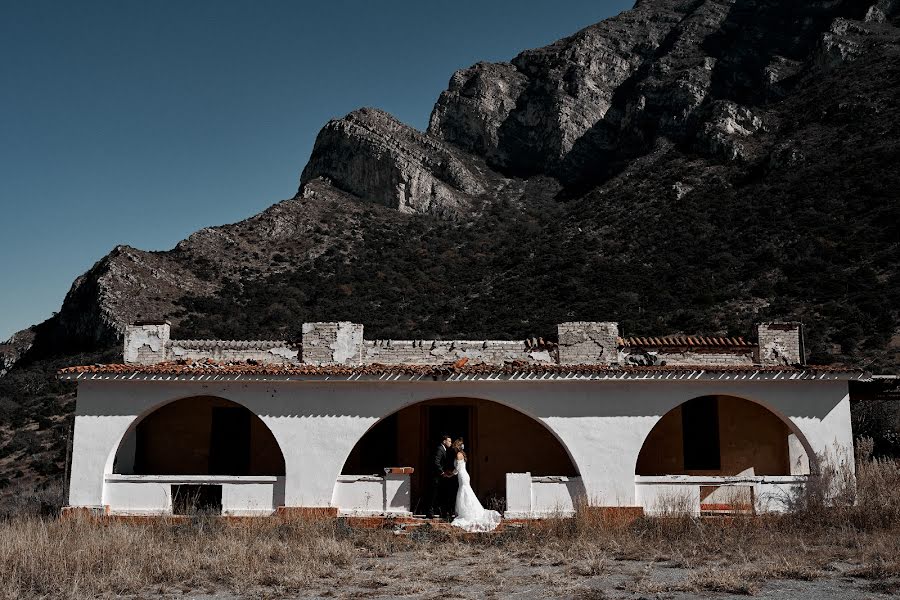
top-left (1, 440), bottom-right (900, 599)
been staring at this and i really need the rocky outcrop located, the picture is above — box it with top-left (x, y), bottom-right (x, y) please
top-left (306, 0), bottom-right (896, 205)
top-left (866, 0), bottom-right (899, 23)
top-left (300, 108), bottom-right (503, 217)
top-left (52, 245), bottom-right (214, 348)
top-left (817, 12), bottom-right (900, 71)
top-left (429, 1), bottom-right (686, 179)
top-left (428, 62), bottom-right (527, 167)
top-left (0, 328), bottom-right (35, 378)
top-left (696, 100), bottom-right (765, 160)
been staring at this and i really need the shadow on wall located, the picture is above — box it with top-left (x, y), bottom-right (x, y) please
top-left (636, 395), bottom-right (811, 477)
top-left (81, 380), bottom-right (847, 421)
top-left (339, 397), bottom-right (580, 510)
top-left (112, 396), bottom-right (286, 477)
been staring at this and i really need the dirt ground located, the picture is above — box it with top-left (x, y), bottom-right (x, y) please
top-left (138, 548), bottom-right (899, 599)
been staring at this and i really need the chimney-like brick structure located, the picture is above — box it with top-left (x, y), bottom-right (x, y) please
top-left (301, 322), bottom-right (364, 365)
top-left (756, 322), bottom-right (805, 366)
top-left (557, 322), bottom-right (619, 365)
top-left (123, 321), bottom-right (171, 365)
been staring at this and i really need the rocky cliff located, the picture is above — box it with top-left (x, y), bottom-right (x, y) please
top-left (2, 0), bottom-right (900, 498)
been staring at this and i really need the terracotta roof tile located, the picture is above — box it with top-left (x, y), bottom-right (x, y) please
top-left (618, 335), bottom-right (751, 348)
top-left (58, 361), bottom-right (857, 377)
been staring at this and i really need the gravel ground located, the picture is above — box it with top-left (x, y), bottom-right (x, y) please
top-left (140, 551), bottom-right (899, 599)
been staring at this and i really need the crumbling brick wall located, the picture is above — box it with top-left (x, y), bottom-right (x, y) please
top-left (621, 348), bottom-right (755, 366)
top-left (364, 340), bottom-right (556, 365)
top-left (557, 322), bottom-right (619, 364)
top-left (301, 322), bottom-right (365, 365)
top-left (756, 323), bottom-right (804, 366)
top-left (121, 319), bottom-right (806, 369)
top-left (168, 340), bottom-right (298, 364)
top-left (124, 322), bottom-right (171, 365)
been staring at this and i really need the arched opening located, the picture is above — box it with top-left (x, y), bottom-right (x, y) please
top-left (636, 395), bottom-right (810, 477)
top-left (113, 396), bottom-right (285, 476)
top-left (340, 397), bottom-right (579, 513)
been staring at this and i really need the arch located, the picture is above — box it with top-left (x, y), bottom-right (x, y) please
top-left (336, 396), bottom-right (581, 512)
top-left (635, 394), bottom-right (813, 477)
top-left (111, 395), bottom-right (285, 476)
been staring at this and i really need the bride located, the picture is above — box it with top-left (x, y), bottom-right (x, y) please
top-left (450, 438), bottom-right (501, 532)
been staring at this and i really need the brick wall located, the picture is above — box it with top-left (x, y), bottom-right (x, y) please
top-left (621, 347), bottom-right (755, 367)
top-left (124, 323), bottom-right (171, 365)
top-left (301, 322), bottom-right (364, 365)
top-left (364, 340), bottom-right (556, 365)
top-left (756, 322), bottom-right (804, 366)
top-left (168, 340), bottom-right (298, 364)
top-left (121, 319), bottom-right (806, 369)
top-left (557, 322), bottom-right (620, 364)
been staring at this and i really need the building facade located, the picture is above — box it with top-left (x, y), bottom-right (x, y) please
top-left (61, 321), bottom-right (863, 518)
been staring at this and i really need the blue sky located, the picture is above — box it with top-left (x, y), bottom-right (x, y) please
top-left (0, 1), bottom-right (632, 341)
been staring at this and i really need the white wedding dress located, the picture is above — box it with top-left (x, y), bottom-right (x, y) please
top-left (451, 458), bottom-right (501, 532)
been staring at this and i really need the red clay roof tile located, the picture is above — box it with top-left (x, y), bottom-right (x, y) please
top-left (618, 335), bottom-right (750, 348)
top-left (57, 361), bottom-right (856, 377)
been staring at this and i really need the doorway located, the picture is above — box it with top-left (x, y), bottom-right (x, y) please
top-left (210, 406), bottom-right (251, 475)
top-left (423, 404), bottom-right (475, 508)
top-left (339, 398), bottom-right (579, 514)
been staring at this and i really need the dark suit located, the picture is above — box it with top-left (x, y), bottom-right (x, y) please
top-left (441, 446), bottom-right (459, 518)
top-left (426, 444), bottom-right (447, 518)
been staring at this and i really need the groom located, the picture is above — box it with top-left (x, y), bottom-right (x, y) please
top-left (426, 434), bottom-right (455, 520)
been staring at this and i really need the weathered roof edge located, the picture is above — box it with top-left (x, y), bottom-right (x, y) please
top-left (58, 361), bottom-right (868, 382)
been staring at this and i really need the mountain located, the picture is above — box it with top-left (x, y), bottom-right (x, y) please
top-left (1, 0), bottom-right (899, 504)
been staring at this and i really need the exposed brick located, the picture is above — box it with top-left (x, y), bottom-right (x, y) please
top-left (301, 322), bottom-right (364, 365)
top-left (756, 322), bottom-right (804, 365)
top-left (275, 506), bottom-right (339, 519)
top-left (558, 322), bottom-right (619, 364)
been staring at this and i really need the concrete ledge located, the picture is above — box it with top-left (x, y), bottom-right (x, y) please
top-left (103, 475), bottom-right (285, 516)
top-left (105, 474), bottom-right (280, 484)
top-left (635, 475), bottom-right (808, 485)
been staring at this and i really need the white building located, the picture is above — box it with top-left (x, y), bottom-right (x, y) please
top-left (60, 320), bottom-right (863, 518)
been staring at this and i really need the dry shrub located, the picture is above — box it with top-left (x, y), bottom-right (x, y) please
top-left (0, 514), bottom-right (355, 599)
top-left (785, 437), bottom-right (900, 531)
top-left (524, 439), bottom-right (900, 577)
top-left (850, 438), bottom-right (900, 528)
top-left (0, 481), bottom-right (66, 521)
top-left (687, 567), bottom-right (759, 595)
top-left (571, 586), bottom-right (607, 599)
top-left (850, 559), bottom-right (900, 580)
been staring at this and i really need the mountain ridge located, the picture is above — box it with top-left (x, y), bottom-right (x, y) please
top-left (4, 0), bottom-right (898, 363)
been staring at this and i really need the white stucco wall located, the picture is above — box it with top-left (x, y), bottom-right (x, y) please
top-left (68, 377), bottom-right (854, 511)
top-left (503, 474), bottom-right (585, 518)
top-left (101, 475), bottom-right (283, 515)
top-left (331, 474), bottom-right (413, 516)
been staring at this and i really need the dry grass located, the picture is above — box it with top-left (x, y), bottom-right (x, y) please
top-left (0, 515), bottom-right (360, 598)
top-left (1, 438), bottom-right (899, 598)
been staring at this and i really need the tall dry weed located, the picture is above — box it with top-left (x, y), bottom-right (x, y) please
top-left (0, 514), bottom-right (355, 599)
top-left (785, 436), bottom-right (900, 531)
